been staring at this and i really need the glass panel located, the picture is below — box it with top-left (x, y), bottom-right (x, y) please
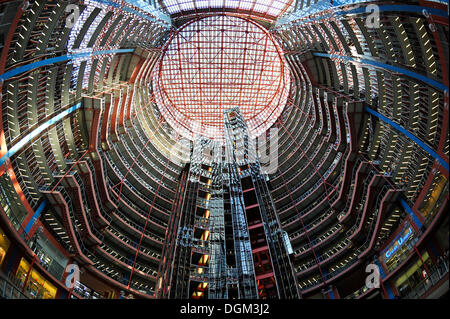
top-left (153, 15), bottom-right (290, 141)
top-left (160, 0), bottom-right (294, 18)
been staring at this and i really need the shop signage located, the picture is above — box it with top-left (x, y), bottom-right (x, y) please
top-left (384, 226), bottom-right (413, 259)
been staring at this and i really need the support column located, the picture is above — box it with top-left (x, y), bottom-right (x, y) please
top-left (1, 244), bottom-right (21, 278)
top-left (381, 281), bottom-right (395, 299)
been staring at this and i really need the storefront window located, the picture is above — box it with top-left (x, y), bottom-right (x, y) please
top-left (395, 252), bottom-right (432, 298)
top-left (15, 258), bottom-right (57, 299)
top-left (72, 280), bottom-right (103, 299)
top-left (418, 173), bottom-right (448, 225)
top-left (0, 227), bottom-right (10, 267)
top-left (30, 230), bottom-right (68, 280)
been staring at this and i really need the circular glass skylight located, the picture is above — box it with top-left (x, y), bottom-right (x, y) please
top-left (153, 15), bottom-right (290, 141)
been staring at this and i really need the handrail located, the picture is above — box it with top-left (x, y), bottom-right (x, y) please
top-left (0, 273), bottom-right (29, 299)
top-left (405, 259), bottom-right (449, 299)
top-left (83, 158), bottom-right (113, 224)
top-left (344, 256), bottom-right (449, 299)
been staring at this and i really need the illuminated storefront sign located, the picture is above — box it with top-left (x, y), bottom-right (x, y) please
top-left (384, 226), bottom-right (413, 260)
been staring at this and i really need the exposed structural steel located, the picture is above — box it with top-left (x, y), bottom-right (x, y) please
top-left (157, 109), bottom-right (299, 299)
top-left (0, 0), bottom-right (448, 300)
top-left (153, 15), bottom-right (290, 141)
top-left (159, 0), bottom-right (295, 21)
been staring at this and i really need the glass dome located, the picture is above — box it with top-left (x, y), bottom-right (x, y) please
top-left (153, 14), bottom-right (291, 141)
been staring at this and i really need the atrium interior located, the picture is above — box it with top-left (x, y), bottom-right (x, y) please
top-left (0, 0), bottom-right (448, 300)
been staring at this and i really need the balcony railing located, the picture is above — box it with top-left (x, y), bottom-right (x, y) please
top-left (345, 257), bottom-right (449, 299)
top-left (404, 260), bottom-right (449, 299)
top-left (0, 274), bottom-right (29, 299)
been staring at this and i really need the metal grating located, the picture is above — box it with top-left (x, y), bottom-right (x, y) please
top-left (153, 15), bottom-right (290, 141)
top-left (160, 0), bottom-right (294, 18)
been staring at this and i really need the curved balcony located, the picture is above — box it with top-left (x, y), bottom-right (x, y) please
top-left (358, 187), bottom-right (403, 258)
top-left (273, 143), bottom-right (337, 205)
top-left (103, 225), bottom-right (160, 266)
top-left (70, 160), bottom-right (110, 228)
top-left (108, 203), bottom-right (164, 249)
top-left (40, 187), bottom-right (93, 267)
top-left (103, 151), bottom-right (170, 221)
top-left (348, 175), bottom-right (388, 243)
top-left (56, 173), bottom-right (103, 247)
top-left (337, 161), bottom-right (372, 226)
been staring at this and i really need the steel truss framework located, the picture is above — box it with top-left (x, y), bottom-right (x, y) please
top-left (159, 0), bottom-right (295, 20)
top-left (158, 109), bottom-right (299, 299)
top-left (0, 0), bottom-right (448, 301)
top-left (153, 14), bottom-right (291, 141)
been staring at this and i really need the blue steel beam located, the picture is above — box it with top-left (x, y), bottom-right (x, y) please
top-left (277, 2), bottom-right (448, 28)
top-left (313, 52), bottom-right (449, 92)
top-left (0, 102), bottom-right (83, 167)
top-left (91, 0), bottom-right (171, 27)
top-left (365, 106), bottom-right (449, 172)
top-left (0, 49), bottom-right (134, 82)
top-left (400, 198), bottom-right (423, 229)
top-left (23, 200), bottom-right (48, 234)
